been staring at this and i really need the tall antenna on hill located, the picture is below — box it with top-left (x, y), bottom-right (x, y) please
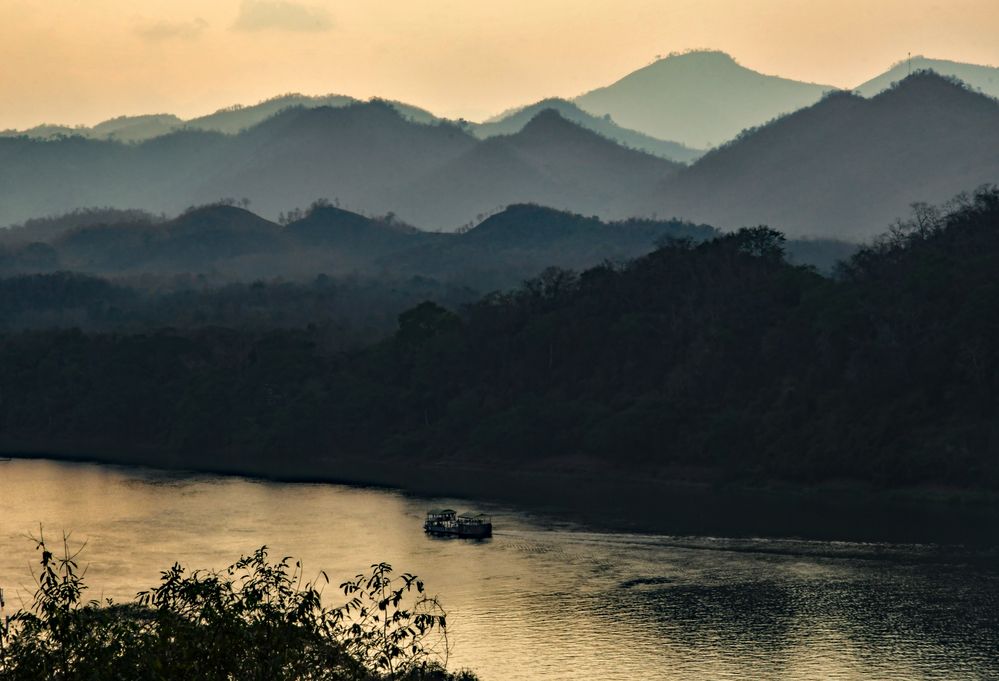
top-left (908, 52), bottom-right (912, 76)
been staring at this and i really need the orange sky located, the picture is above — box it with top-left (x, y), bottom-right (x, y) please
top-left (2, 0), bottom-right (998, 129)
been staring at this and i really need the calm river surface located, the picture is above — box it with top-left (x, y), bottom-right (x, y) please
top-left (1, 459), bottom-right (997, 680)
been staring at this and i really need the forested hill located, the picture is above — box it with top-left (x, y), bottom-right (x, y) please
top-left (1, 189), bottom-right (996, 489)
top-left (0, 203), bottom-right (722, 289)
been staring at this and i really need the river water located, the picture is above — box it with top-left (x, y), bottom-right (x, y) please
top-left (0, 458), bottom-right (997, 680)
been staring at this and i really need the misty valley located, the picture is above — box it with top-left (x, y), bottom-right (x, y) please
top-left (1, 44), bottom-right (999, 681)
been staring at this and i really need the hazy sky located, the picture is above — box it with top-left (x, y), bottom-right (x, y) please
top-left (2, 0), bottom-right (999, 129)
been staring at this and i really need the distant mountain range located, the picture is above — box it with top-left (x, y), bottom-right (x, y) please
top-left (654, 72), bottom-right (999, 239)
top-left (472, 98), bottom-right (703, 162)
top-left (1, 92), bottom-right (701, 164)
top-left (2, 69), bottom-right (998, 240)
top-left (574, 50), bottom-right (835, 149)
top-left (0, 102), bottom-right (682, 230)
top-left (856, 55), bottom-right (999, 99)
top-left (0, 94), bottom-right (439, 144)
top-left (6, 51), bottom-right (998, 155)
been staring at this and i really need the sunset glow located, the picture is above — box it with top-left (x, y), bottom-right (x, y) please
top-left (3, 0), bottom-right (999, 129)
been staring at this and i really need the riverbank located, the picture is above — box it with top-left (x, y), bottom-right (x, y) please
top-left (4, 444), bottom-right (998, 546)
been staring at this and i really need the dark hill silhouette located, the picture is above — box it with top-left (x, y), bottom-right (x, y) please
top-left (56, 205), bottom-right (286, 273)
top-left (0, 208), bottom-right (162, 246)
top-left (473, 98), bottom-right (702, 163)
top-left (7, 201), bottom-right (728, 288)
top-left (0, 103), bottom-right (686, 230)
top-left (0, 103), bottom-right (475, 228)
top-left (281, 204), bottom-right (438, 273)
top-left (202, 102), bottom-right (478, 222)
top-left (371, 204), bottom-right (721, 290)
top-left (460, 204), bottom-right (608, 244)
top-left (657, 73), bottom-right (999, 239)
top-left (857, 56), bottom-right (999, 99)
top-left (393, 110), bottom-right (681, 228)
top-left (574, 50), bottom-right (834, 148)
top-left (284, 204), bottom-right (415, 246)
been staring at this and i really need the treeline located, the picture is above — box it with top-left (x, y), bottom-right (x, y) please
top-left (0, 202), bottom-right (725, 291)
top-left (0, 191), bottom-right (996, 487)
top-left (0, 272), bottom-right (477, 346)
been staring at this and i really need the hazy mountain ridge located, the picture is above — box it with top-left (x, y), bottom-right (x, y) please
top-left (574, 50), bottom-right (835, 148)
top-left (472, 98), bottom-right (703, 163)
top-left (393, 110), bottom-right (682, 228)
top-left (856, 55), bottom-right (999, 99)
top-left (2, 71), bottom-right (998, 240)
top-left (0, 93), bottom-right (440, 143)
top-left (655, 72), bottom-right (999, 239)
top-left (0, 104), bottom-right (677, 230)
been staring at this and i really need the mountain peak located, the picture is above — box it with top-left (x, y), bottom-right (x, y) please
top-left (174, 204), bottom-right (274, 229)
top-left (856, 56), bottom-right (999, 99)
top-left (651, 50), bottom-right (739, 68)
top-left (516, 109), bottom-right (596, 141)
top-left (874, 69), bottom-right (993, 105)
top-left (463, 204), bottom-right (600, 243)
top-left (574, 51), bottom-right (834, 147)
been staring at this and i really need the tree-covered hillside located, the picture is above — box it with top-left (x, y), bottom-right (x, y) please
top-left (0, 190), bottom-right (995, 488)
top-left (0, 202), bottom-right (721, 289)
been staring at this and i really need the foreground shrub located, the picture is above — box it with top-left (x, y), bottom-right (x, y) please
top-left (0, 531), bottom-right (475, 681)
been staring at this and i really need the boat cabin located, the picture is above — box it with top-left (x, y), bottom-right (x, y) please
top-left (425, 509), bottom-right (457, 523)
top-left (424, 509), bottom-right (492, 538)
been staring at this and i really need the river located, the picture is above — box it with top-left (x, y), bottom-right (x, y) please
top-left (0, 458), bottom-right (997, 680)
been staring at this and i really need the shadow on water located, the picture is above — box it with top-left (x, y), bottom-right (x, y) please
top-left (598, 571), bottom-right (999, 679)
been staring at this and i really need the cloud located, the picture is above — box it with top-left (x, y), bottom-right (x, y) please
top-left (233, 0), bottom-right (333, 32)
top-left (135, 18), bottom-right (209, 42)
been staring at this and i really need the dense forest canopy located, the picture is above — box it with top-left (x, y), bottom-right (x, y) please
top-left (0, 189), bottom-right (995, 489)
top-left (0, 202), bottom-right (852, 339)
top-left (0, 203), bottom-right (721, 288)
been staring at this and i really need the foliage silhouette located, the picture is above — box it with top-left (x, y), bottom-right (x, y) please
top-left (0, 190), bottom-right (996, 489)
top-left (0, 531), bottom-right (473, 681)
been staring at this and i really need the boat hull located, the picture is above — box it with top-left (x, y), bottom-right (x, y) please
top-left (424, 522), bottom-right (492, 539)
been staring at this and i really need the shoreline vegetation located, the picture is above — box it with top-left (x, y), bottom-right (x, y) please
top-left (1, 190), bottom-right (998, 546)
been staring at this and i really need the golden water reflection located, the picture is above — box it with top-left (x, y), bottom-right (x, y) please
top-left (0, 459), bottom-right (996, 680)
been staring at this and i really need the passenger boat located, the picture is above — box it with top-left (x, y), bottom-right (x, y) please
top-left (424, 509), bottom-right (492, 538)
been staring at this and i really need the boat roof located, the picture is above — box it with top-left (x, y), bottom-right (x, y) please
top-left (427, 508), bottom-right (456, 515)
